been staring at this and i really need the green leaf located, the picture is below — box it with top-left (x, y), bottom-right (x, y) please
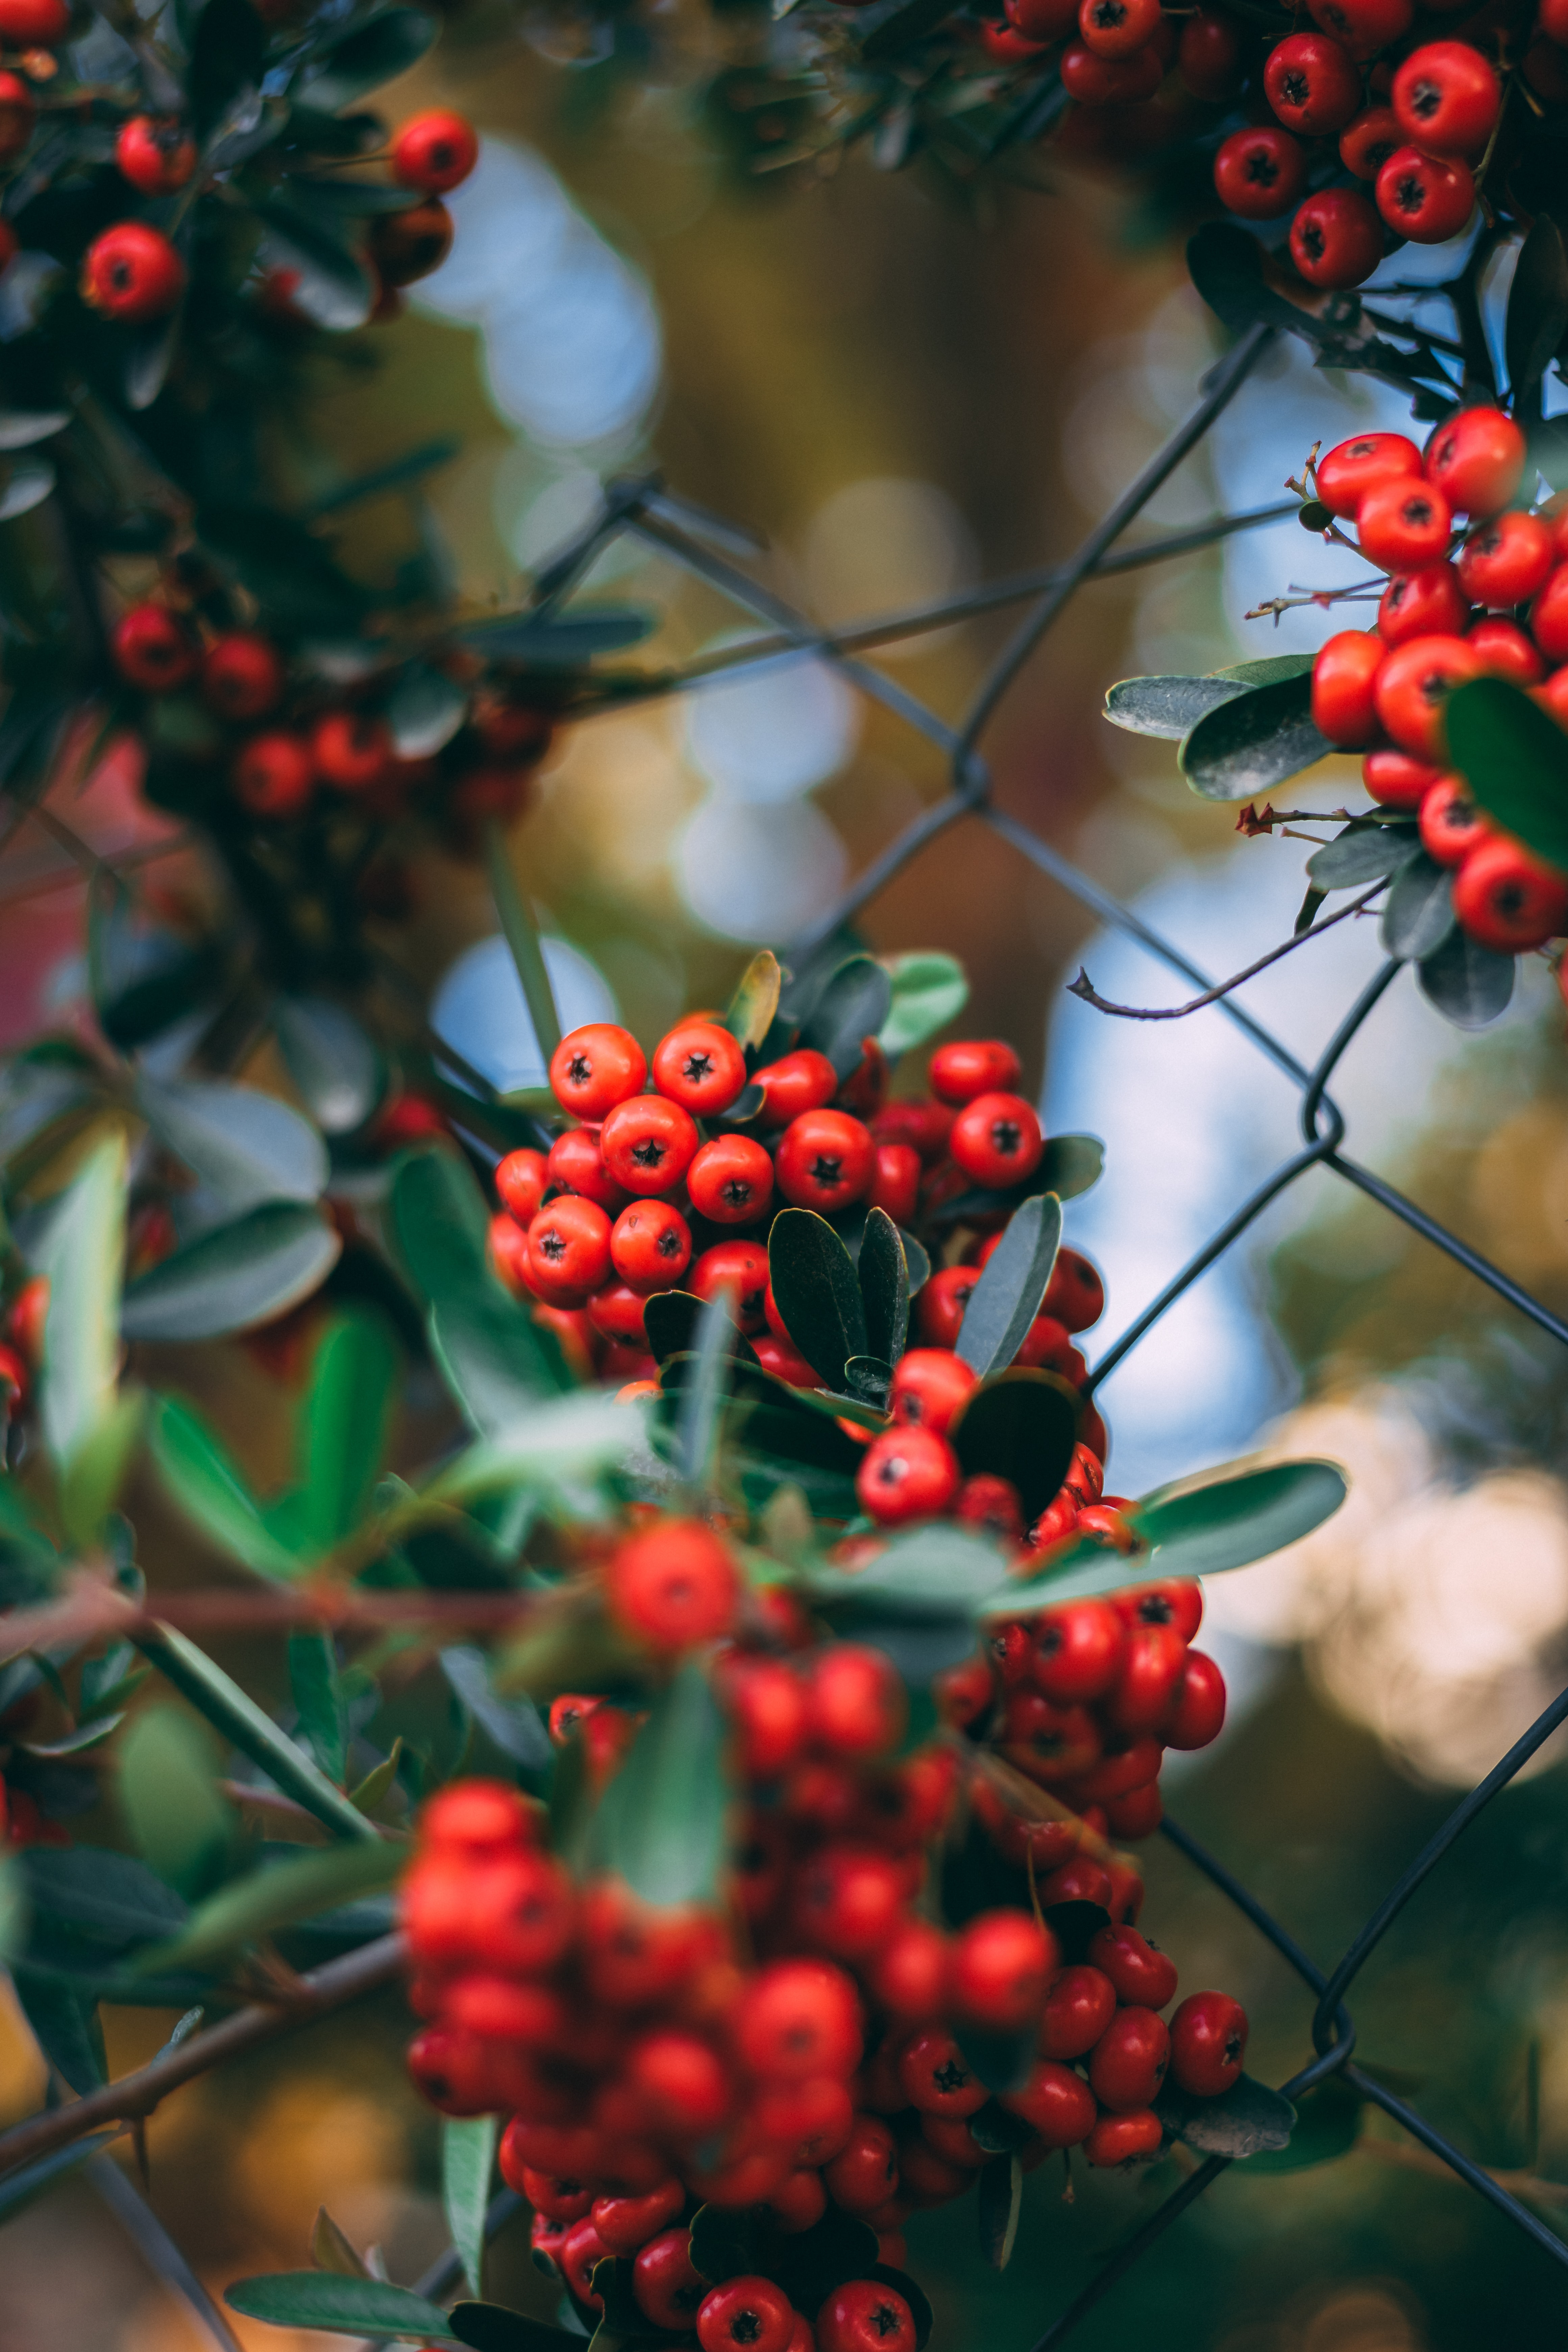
top-left (1039, 1135), bottom-right (1103, 1202)
top-left (1137, 1458), bottom-right (1347, 1575)
top-left (1245, 2075), bottom-right (1360, 2173)
top-left (0, 2133), bottom-right (115, 2223)
top-left (807, 1520), bottom-right (1011, 1616)
top-left (1218, 655), bottom-right (1318, 687)
top-left (225, 2272), bottom-right (455, 2339)
top-left (484, 832), bottom-right (562, 1065)
top-left (858, 1207), bottom-right (908, 1370)
top-left (767, 1209), bottom-right (867, 1389)
top-left (14, 1975), bottom-right (105, 2094)
top-left (800, 956), bottom-right (894, 1081)
top-left (119, 1704), bottom-right (234, 1900)
top-left (0, 1849), bottom-right (27, 1968)
top-left (1379, 849), bottom-right (1455, 962)
top-left (289, 1629), bottom-right (346, 1781)
top-left (1445, 677), bottom-right (1568, 871)
top-left (877, 952), bottom-right (968, 1056)
top-left (136, 1625), bottom-right (381, 1843)
top-left (1418, 925), bottom-right (1516, 1028)
top-left (955, 1195), bottom-right (1061, 1380)
top-left (252, 198), bottom-right (374, 332)
top-left (440, 1648), bottom-right (551, 1771)
top-left (1306, 824), bottom-right (1420, 889)
top-left (122, 1203), bottom-right (342, 1343)
top-left (643, 1290), bottom-right (759, 1369)
top-left (1154, 2071), bottom-right (1295, 2158)
top-left (281, 175), bottom-right (425, 214)
top-left (135, 1077), bottom-right (328, 1213)
top-left (841, 1355), bottom-right (892, 1411)
top-left (448, 2308), bottom-right (583, 2352)
top-left (138, 1839), bottom-right (400, 1971)
top-left (591, 1659), bottom-right (727, 1909)
top-left (443, 2115), bottom-right (499, 2299)
top-left (35, 1133), bottom-right (126, 1473)
top-left (424, 1392), bottom-right (640, 1513)
top-left (688, 2205), bottom-right (766, 2284)
top-left (1179, 673), bottom-right (1333, 802)
top-left (950, 1368), bottom-right (1079, 1528)
top-left (1505, 216), bottom-right (1568, 422)
top-left (456, 609), bottom-right (653, 663)
top-left (148, 1394), bottom-right (304, 1581)
top-left (391, 1149), bottom-right (570, 1429)
top-left (299, 8), bottom-right (438, 109)
top-left (304, 438), bottom-right (461, 520)
top-left (20, 1845), bottom-right (187, 1949)
top-left (722, 950), bottom-right (782, 1053)
top-left (0, 410), bottom-right (69, 451)
top-left (977, 2151), bottom-right (1023, 2269)
top-left (274, 997), bottom-right (384, 1135)
top-left (1104, 675), bottom-right (1248, 740)
top-left (386, 662), bottom-right (468, 758)
top-left (59, 1388), bottom-right (146, 1548)
top-left (299, 1311), bottom-right (394, 1550)
top-left (678, 1285), bottom-right (739, 1491)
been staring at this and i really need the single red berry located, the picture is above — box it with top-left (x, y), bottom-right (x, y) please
top-left (956, 1471), bottom-right (1024, 1538)
top-left (313, 709), bottom-right (392, 792)
top-left (1004, 1688), bottom-right (1103, 1780)
top-left (611, 1197), bottom-right (692, 1289)
top-left (1114, 1577), bottom-right (1202, 1639)
top-left (0, 0), bottom-right (67, 33)
top-left (754, 1334), bottom-right (816, 1386)
top-left (808, 1642), bottom-right (906, 1759)
top-left (724, 1655), bottom-right (808, 1778)
top-left (559, 2218), bottom-right (612, 2308)
top-left (889, 1346), bottom-right (977, 1434)
top-left (1363, 749), bottom-right (1442, 809)
top-left (1001, 2057), bottom-right (1099, 2146)
top-left (591, 2179), bottom-right (683, 2257)
top-left (1290, 188), bottom-right (1383, 288)
top-left (0, 68), bottom-right (33, 162)
top-left (1033, 1597), bottom-right (1126, 1701)
top-left (1070, 1733), bottom-right (1164, 1806)
top-left (1105, 1780), bottom-right (1164, 1838)
top-left (1536, 565), bottom-right (1568, 663)
top-left (1425, 406), bottom-right (1527, 518)
top-left (1162, 1649), bottom-right (1228, 1748)
top-left (791, 1843), bottom-right (905, 1960)
top-left (755, 1050), bottom-right (838, 1123)
top-left (1212, 125), bottom-right (1305, 217)
top-left (736, 1958), bottom-right (863, 2080)
top-left (391, 108), bottom-right (479, 194)
top-left (1065, 1440), bottom-right (1105, 1503)
top-left (1077, 0), bottom-right (1160, 58)
top-left (496, 1146), bottom-right (548, 1223)
top-left (915, 1265), bottom-right (977, 1347)
top-left (1106, 1621), bottom-right (1187, 1735)
top-left (896, 2132), bottom-right (970, 2206)
top-left (868, 1919), bottom-right (951, 2017)
top-left (1378, 562), bottom-right (1468, 647)
top-left (1373, 633), bottom-right (1483, 758)
top-left (1392, 40), bottom-right (1499, 155)
top-left (1042, 1245), bottom-right (1104, 1332)
top-left (82, 221), bottom-right (185, 321)
top-left (951, 1908), bottom-right (1058, 2030)
top-left (1459, 512), bottom-right (1554, 609)
top-left (1088, 2005), bottom-right (1170, 2110)
top-left (233, 730), bottom-right (315, 818)
top-left (116, 113), bottom-right (197, 194)
top-left (1060, 41), bottom-right (1163, 97)
top-left (550, 1024), bottom-right (647, 1120)
top-left (948, 1091), bottom-right (1044, 1187)
top-left (1306, 0), bottom-right (1409, 58)
top-left (200, 630), bottom-right (283, 720)
top-left (1311, 632), bottom-right (1385, 747)
top-left (1453, 836), bottom-right (1568, 952)
top-left (1039, 1963), bottom-right (1118, 2058)
top-left (528, 1194), bottom-right (613, 1298)
top-left (1169, 1990), bottom-right (1249, 2096)
top-left (691, 1238), bottom-right (769, 1329)
top-left (1468, 617), bottom-right (1545, 686)
top-left (547, 1692), bottom-right (605, 1744)
top-left (1424, 778), bottom-right (1495, 872)
top-left (857, 1425), bottom-right (960, 1524)
top-left (587, 1281), bottom-right (650, 1344)
top-left (634, 2230), bottom-right (708, 2331)
top-left (112, 603), bottom-right (197, 692)
top-left (1264, 31), bottom-right (1362, 133)
top-left (929, 1038), bottom-right (1022, 1105)
top-left (1178, 7), bottom-right (1242, 100)
top-left (653, 1018), bottom-right (749, 1115)
top-left (406, 2022), bottom-right (492, 2114)
top-left (370, 197), bottom-right (453, 285)
top-left (1375, 145), bottom-right (1474, 242)
top-left (547, 1126), bottom-right (629, 1214)
top-left (872, 1098), bottom-right (953, 1163)
top-left (607, 1517), bottom-right (739, 1648)
top-left (1088, 1922), bottom-right (1179, 2008)
top-left (490, 1208), bottom-right (534, 1296)
top-left (421, 1776), bottom-right (533, 1852)
top-left (822, 2114), bottom-right (899, 2212)
top-left (466, 1848), bottom-right (577, 1975)
top-left (4, 1276), bottom-right (48, 1368)
top-left (1084, 2108), bottom-right (1163, 2165)
top-left (1339, 103), bottom-right (1401, 178)
top-left (688, 1133), bottom-right (774, 1225)
top-left (601, 1094), bottom-right (700, 1196)
top-left (897, 2027), bottom-right (988, 2117)
top-left (1357, 476), bottom-right (1453, 570)
top-left (514, 2166), bottom-right (593, 2222)
top-left (1316, 432), bottom-right (1422, 519)
top-left (765, 2169), bottom-right (830, 2234)
top-left (867, 1142), bottom-right (921, 1227)
top-left (775, 1108), bottom-right (875, 1212)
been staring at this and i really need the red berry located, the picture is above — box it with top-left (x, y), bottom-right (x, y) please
top-left (724, 1656), bottom-right (807, 1778)
top-left (1316, 432), bottom-right (1422, 519)
top-left (1105, 1780), bottom-right (1164, 1838)
top-left (857, 1425), bottom-right (960, 1524)
top-left (956, 1471), bottom-right (1024, 1538)
top-left (1378, 562), bottom-right (1468, 647)
top-left (889, 1346), bottom-right (977, 1434)
top-left (1532, 563), bottom-right (1568, 662)
top-left (808, 1643), bottom-right (906, 1759)
top-left (1106, 1621), bottom-right (1186, 1735)
top-left (82, 221), bottom-right (185, 321)
top-left (1375, 145), bottom-right (1474, 242)
top-left (1084, 2108), bottom-right (1163, 2165)
top-left (496, 1147), bottom-right (548, 1223)
top-left (601, 1094), bottom-right (699, 1196)
top-left (116, 114), bottom-right (196, 195)
top-left (200, 630), bottom-right (283, 719)
top-left (1306, 0), bottom-right (1409, 59)
top-left (528, 1195), bottom-right (612, 1299)
top-left (548, 1127), bottom-right (630, 1215)
top-left (391, 108), bottom-right (479, 194)
top-left (951, 1907), bottom-right (1058, 2029)
top-left (468, 1849), bottom-right (577, 1974)
top-left (895, 2131), bottom-right (970, 2205)
top-left (792, 1843), bottom-right (905, 1959)
top-left (1264, 32), bottom-right (1362, 133)
top-left (1363, 749), bottom-right (1442, 809)
top-left (867, 1920), bottom-right (951, 2017)
top-left (0, 0), bottom-right (67, 38)
top-left (112, 603), bottom-right (197, 692)
top-left (691, 1239), bottom-right (769, 1330)
top-left (867, 1142), bottom-right (921, 1227)
top-left (421, 1777), bottom-right (534, 1852)
top-left (4, 1277), bottom-right (47, 1367)
top-left (607, 1518), bottom-right (738, 1648)
top-left (313, 710), bottom-right (391, 792)
top-left (1339, 103), bottom-right (1402, 178)
top-left (1178, 7), bottom-right (1242, 100)
top-left (735, 1958), bottom-right (863, 2080)
top-left (776, 1108), bottom-right (875, 1212)
top-left (754, 1334), bottom-right (817, 1386)
top-left (1357, 476), bottom-right (1453, 570)
top-left (1113, 1576), bottom-right (1202, 1639)
top-left (634, 2231), bottom-right (708, 2331)
top-left (652, 1018), bottom-right (748, 1116)
top-left (592, 2180), bottom-right (683, 2257)
top-left (1453, 836), bottom-right (1568, 952)
top-left (1041, 1244), bottom-right (1104, 1332)
top-left (1005, 1688), bottom-right (1102, 1779)
top-left (406, 2022), bottom-right (491, 2114)
top-left (1425, 406), bottom-right (1527, 518)
top-left (1038, 1964), bottom-right (1118, 2058)
top-left (755, 1049), bottom-right (838, 1123)
top-left (948, 1091), bottom-right (1043, 1187)
top-left (1070, 1733), bottom-right (1164, 1805)
top-left (915, 1265), bottom-right (977, 1347)
top-left (816, 2280), bottom-right (915, 2352)
top-left (1002, 2058), bottom-right (1098, 2146)
top-left (1088, 1922), bottom-right (1179, 2007)
top-left (696, 2279), bottom-right (794, 2352)
top-left (611, 1197), bottom-right (692, 1289)
top-left (1373, 633), bottom-right (1483, 758)
top-left (929, 1039), bottom-right (1022, 1105)
top-left (1162, 1649), bottom-right (1228, 1748)
top-left (548, 1692), bottom-right (605, 1743)
top-left (1060, 40), bottom-right (1163, 97)
top-left (1169, 1990), bottom-right (1248, 2095)
top-left (560, 2218), bottom-right (612, 2308)
top-left (1088, 2005), bottom-right (1170, 2110)
top-left (1212, 125), bottom-right (1305, 218)
top-left (550, 1024), bottom-right (647, 1120)
top-left (823, 2113), bottom-right (898, 2211)
top-left (1033, 1598), bottom-right (1126, 1700)
top-left (688, 1134), bottom-right (774, 1226)
top-left (234, 730), bottom-right (314, 818)
top-left (587, 1281), bottom-right (649, 1344)
top-left (1077, 0), bottom-right (1160, 57)
top-left (1392, 40), bottom-right (1499, 155)
top-left (1290, 188), bottom-right (1383, 288)
top-left (1468, 618), bottom-right (1545, 687)
top-left (897, 2027), bottom-right (988, 2116)
top-left (514, 2166), bottom-right (593, 2222)
top-left (1459, 512), bottom-right (1555, 608)
top-left (1310, 630), bottom-right (1384, 748)
top-left (872, 1098), bottom-right (952, 1163)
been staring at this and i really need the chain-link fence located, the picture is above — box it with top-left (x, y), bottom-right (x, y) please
top-left (529, 317), bottom-right (1568, 2337)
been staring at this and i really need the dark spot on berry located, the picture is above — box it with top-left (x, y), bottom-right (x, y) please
top-left (1300, 220), bottom-right (1325, 261)
top-left (1409, 74), bottom-right (1440, 119)
top-left (809, 1153), bottom-right (844, 1186)
top-left (1280, 67), bottom-right (1307, 104)
top-left (933, 2058), bottom-right (970, 2093)
top-left (631, 1137), bottom-right (667, 1167)
top-left (1136, 1594), bottom-right (1174, 1625)
top-left (568, 1053), bottom-right (590, 1084)
top-left (682, 1051), bottom-right (714, 1082)
top-left (720, 1178), bottom-right (754, 1207)
top-left (539, 1230), bottom-right (566, 1262)
top-left (868, 2306), bottom-right (905, 2342)
top-left (657, 1227), bottom-right (682, 1257)
top-left (1245, 149), bottom-right (1279, 188)
top-left (990, 1118), bottom-right (1022, 1155)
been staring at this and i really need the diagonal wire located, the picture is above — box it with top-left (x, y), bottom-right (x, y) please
top-left (91, 2153), bottom-right (247, 2352)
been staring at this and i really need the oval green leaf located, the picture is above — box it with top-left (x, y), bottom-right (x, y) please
top-left (877, 950), bottom-right (969, 1056)
top-left (225, 2273), bottom-right (455, 2340)
top-left (768, 1208), bottom-right (867, 1388)
top-left (1379, 849), bottom-right (1454, 962)
top-left (1445, 675), bottom-right (1568, 871)
top-left (955, 1194), bottom-right (1061, 1380)
top-left (121, 1204), bottom-right (341, 1342)
top-left (1104, 674), bottom-right (1247, 740)
top-left (1179, 672), bottom-right (1333, 802)
top-left (950, 1368), bottom-right (1079, 1528)
top-left (1418, 924), bottom-right (1515, 1029)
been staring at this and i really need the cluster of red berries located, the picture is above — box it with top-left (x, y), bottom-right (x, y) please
top-left (1211, 24), bottom-right (1523, 289)
top-left (487, 1026), bottom-right (1068, 1393)
top-left (0, 1275), bottom-right (46, 1435)
top-left (1306, 411), bottom-right (1568, 954)
top-left (108, 607), bottom-right (552, 856)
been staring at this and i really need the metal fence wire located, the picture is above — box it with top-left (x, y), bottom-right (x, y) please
top-left (533, 314), bottom-right (1568, 2340)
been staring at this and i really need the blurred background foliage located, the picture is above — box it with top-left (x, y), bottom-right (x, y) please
top-left (4, 11), bottom-right (1568, 2351)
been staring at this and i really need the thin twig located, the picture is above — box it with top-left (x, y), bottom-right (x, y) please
top-left (1067, 885), bottom-right (1385, 1022)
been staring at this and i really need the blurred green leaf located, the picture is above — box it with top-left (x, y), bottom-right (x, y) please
top-left (121, 1204), bottom-right (342, 1343)
top-left (58, 1387), bottom-right (146, 1548)
top-left (386, 662), bottom-right (468, 757)
top-left (806, 1519), bottom-right (1010, 1615)
top-left (643, 1289), bottom-right (758, 1368)
top-left (391, 1149), bottom-right (570, 1428)
top-left (134, 1077), bottom-right (328, 1213)
top-left (225, 2273), bottom-right (454, 2339)
top-left (299, 8), bottom-right (438, 110)
top-left (191, 0), bottom-right (265, 136)
top-left (722, 949), bottom-right (782, 1053)
top-left (977, 2151), bottom-right (1022, 2269)
top-left (1306, 824), bottom-right (1420, 889)
top-left (274, 997), bottom-right (384, 1135)
top-left (1446, 676), bottom-right (1568, 869)
top-left (877, 950), bottom-right (968, 1056)
top-left (426, 1392), bottom-right (641, 1512)
top-left (1155, 2071), bottom-right (1295, 2157)
top-left (138, 1838), bottom-right (399, 1970)
top-left (800, 955), bottom-right (893, 1080)
top-left (149, 1394), bottom-right (303, 1581)
top-left (484, 829), bottom-right (562, 1065)
top-left (955, 1194), bottom-right (1060, 1380)
top-left (14, 1975), bottom-right (105, 2094)
top-left (19, 1846), bottom-right (187, 1949)
top-left (1380, 850), bottom-right (1454, 961)
top-left (1419, 925), bottom-right (1516, 1029)
top-left (1246, 2075), bottom-right (1360, 2172)
top-left (36, 1132), bottom-right (126, 1474)
top-left (678, 1284), bottom-right (739, 1490)
top-left (298, 1311), bottom-right (394, 1551)
top-left (0, 1849), bottom-right (28, 1968)
top-left (119, 1704), bottom-right (235, 1899)
top-left (591, 1659), bottom-right (727, 1909)
top-left (289, 1629), bottom-right (346, 1782)
top-left (443, 2114), bottom-right (499, 2299)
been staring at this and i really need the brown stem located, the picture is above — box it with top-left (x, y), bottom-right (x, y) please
top-left (0, 1934), bottom-right (407, 2182)
top-left (1067, 884), bottom-right (1386, 1022)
